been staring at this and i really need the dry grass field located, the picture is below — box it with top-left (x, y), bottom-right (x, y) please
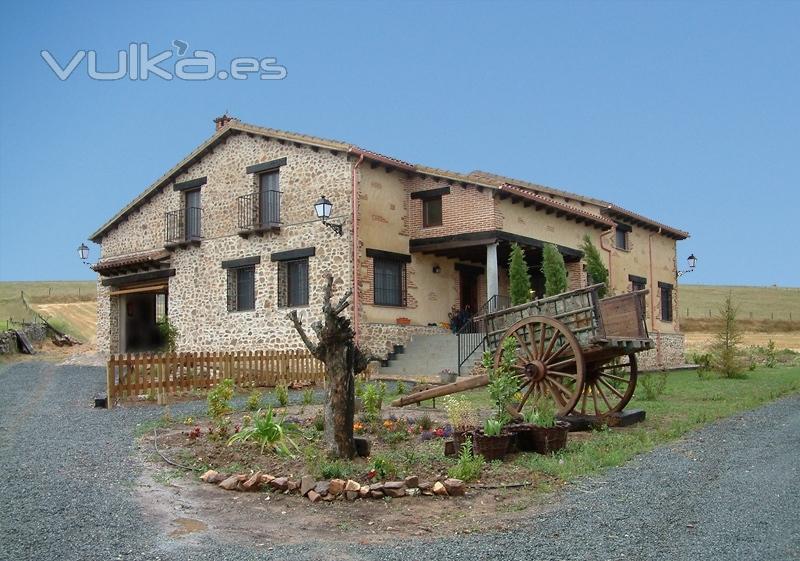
top-left (679, 284), bottom-right (800, 322)
top-left (679, 284), bottom-right (800, 352)
top-left (0, 281), bottom-right (96, 342)
top-left (32, 301), bottom-right (97, 344)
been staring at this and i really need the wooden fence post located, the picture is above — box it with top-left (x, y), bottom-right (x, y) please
top-left (106, 357), bottom-right (115, 409)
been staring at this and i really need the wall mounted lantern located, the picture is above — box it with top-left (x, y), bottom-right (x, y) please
top-left (77, 243), bottom-right (90, 264)
top-left (314, 195), bottom-right (343, 236)
top-left (678, 253), bottom-right (697, 277)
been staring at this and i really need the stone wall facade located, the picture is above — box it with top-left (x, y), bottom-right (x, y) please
top-left (95, 130), bottom-right (354, 356)
top-left (360, 322), bottom-right (449, 357)
top-left (637, 332), bottom-right (686, 371)
top-left (94, 120), bottom-right (687, 367)
top-left (0, 323), bottom-right (48, 354)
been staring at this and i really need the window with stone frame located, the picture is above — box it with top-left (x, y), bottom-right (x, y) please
top-left (629, 274), bottom-right (647, 292)
top-left (422, 196), bottom-right (443, 227)
top-left (659, 282), bottom-right (674, 322)
top-left (278, 258), bottom-right (309, 308)
top-left (614, 222), bottom-right (631, 250)
top-left (227, 266), bottom-right (256, 312)
top-left (374, 258), bottom-right (406, 307)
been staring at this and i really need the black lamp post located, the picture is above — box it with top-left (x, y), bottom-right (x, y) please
top-left (314, 195), bottom-right (343, 236)
top-left (678, 253), bottom-right (697, 277)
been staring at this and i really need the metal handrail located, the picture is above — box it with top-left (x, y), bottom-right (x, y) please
top-left (238, 190), bottom-right (282, 231)
top-left (165, 206), bottom-right (203, 244)
top-left (456, 294), bottom-right (511, 375)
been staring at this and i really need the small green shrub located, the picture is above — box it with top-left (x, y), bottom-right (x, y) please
top-left (384, 429), bottom-right (408, 448)
top-left (639, 372), bottom-right (668, 401)
top-left (302, 388), bottom-right (314, 405)
top-left (246, 390), bottom-right (262, 412)
top-left (766, 340), bottom-right (777, 369)
top-left (275, 384), bottom-right (289, 407)
top-left (395, 381), bottom-right (406, 396)
top-left (484, 337), bottom-right (520, 424)
top-left (227, 406), bottom-right (297, 456)
top-left (319, 459), bottom-right (350, 479)
top-left (371, 454), bottom-right (397, 480)
top-left (541, 243), bottom-right (568, 296)
top-left (417, 413), bottom-right (433, 431)
top-left (442, 395), bottom-right (477, 430)
top-left (447, 440), bottom-right (484, 482)
top-left (157, 317), bottom-right (179, 352)
top-left (312, 412), bottom-right (325, 432)
top-left (359, 382), bottom-right (385, 422)
top-left (208, 379), bottom-right (234, 419)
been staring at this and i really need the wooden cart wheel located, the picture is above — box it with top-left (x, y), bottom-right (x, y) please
top-left (577, 354), bottom-right (638, 417)
top-left (493, 316), bottom-right (586, 417)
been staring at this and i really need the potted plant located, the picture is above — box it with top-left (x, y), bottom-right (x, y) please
top-left (517, 401), bottom-right (569, 454)
top-left (443, 395), bottom-right (477, 450)
top-left (472, 418), bottom-right (511, 461)
top-left (439, 368), bottom-right (457, 384)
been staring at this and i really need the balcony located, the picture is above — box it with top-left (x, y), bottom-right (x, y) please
top-left (164, 206), bottom-right (203, 249)
top-left (237, 190), bottom-right (281, 238)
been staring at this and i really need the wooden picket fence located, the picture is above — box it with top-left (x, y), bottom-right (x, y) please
top-left (106, 350), bottom-right (327, 407)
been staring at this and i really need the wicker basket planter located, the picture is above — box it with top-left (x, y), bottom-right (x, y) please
top-left (505, 423), bottom-right (535, 453)
top-left (452, 428), bottom-right (474, 452)
top-left (522, 421), bottom-right (570, 454)
top-left (472, 430), bottom-right (511, 461)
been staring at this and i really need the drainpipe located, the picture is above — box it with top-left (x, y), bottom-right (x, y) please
top-left (351, 152), bottom-right (365, 344)
top-left (599, 228), bottom-right (614, 283)
top-left (649, 227), bottom-right (662, 367)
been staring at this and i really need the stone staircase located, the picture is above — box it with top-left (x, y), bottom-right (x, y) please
top-left (378, 333), bottom-right (483, 378)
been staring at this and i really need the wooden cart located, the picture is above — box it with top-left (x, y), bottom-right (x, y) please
top-left (392, 284), bottom-right (653, 418)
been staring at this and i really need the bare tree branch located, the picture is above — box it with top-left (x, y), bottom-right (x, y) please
top-left (333, 289), bottom-right (352, 315)
top-left (287, 310), bottom-right (318, 357)
top-left (310, 320), bottom-right (323, 339)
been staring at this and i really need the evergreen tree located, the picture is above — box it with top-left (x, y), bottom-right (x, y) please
top-left (712, 292), bottom-right (745, 378)
top-left (508, 243), bottom-right (533, 305)
top-left (580, 234), bottom-right (609, 297)
top-left (541, 243), bottom-right (568, 296)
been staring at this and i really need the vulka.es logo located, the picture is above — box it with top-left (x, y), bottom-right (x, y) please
top-left (40, 41), bottom-right (288, 81)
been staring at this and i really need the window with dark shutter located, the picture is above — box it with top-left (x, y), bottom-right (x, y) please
top-left (259, 170), bottom-right (280, 226)
top-left (422, 196), bottom-right (442, 227)
top-left (659, 282), bottom-right (673, 322)
top-left (374, 258), bottom-right (406, 306)
top-left (226, 266), bottom-right (255, 312)
top-left (278, 258), bottom-right (309, 308)
top-left (615, 228), bottom-right (628, 250)
top-left (629, 275), bottom-right (647, 292)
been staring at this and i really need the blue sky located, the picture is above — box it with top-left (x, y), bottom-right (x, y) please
top-left (0, 0), bottom-right (798, 286)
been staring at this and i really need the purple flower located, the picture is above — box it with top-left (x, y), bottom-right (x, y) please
top-left (388, 414), bottom-right (398, 422)
top-left (442, 426), bottom-right (453, 438)
top-left (420, 430), bottom-right (433, 441)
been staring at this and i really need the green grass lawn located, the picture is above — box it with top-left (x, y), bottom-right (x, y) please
top-left (514, 367), bottom-right (800, 481)
top-left (454, 366), bottom-right (800, 484)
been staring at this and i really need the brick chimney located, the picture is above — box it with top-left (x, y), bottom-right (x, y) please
top-left (213, 113), bottom-right (235, 131)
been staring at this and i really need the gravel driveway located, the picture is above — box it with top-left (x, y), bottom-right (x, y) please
top-left (1, 361), bottom-right (798, 561)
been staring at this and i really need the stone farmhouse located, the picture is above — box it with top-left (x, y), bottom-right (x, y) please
top-left (90, 115), bottom-right (689, 373)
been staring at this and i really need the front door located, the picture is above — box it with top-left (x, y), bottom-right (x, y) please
top-left (459, 270), bottom-right (479, 315)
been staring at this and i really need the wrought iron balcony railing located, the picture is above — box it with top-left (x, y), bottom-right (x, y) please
top-left (237, 190), bottom-right (281, 236)
top-left (165, 206), bottom-right (203, 247)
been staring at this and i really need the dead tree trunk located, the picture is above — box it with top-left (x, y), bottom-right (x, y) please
top-left (288, 273), bottom-right (373, 459)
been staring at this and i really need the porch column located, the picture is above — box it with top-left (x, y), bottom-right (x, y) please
top-left (486, 242), bottom-right (499, 305)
